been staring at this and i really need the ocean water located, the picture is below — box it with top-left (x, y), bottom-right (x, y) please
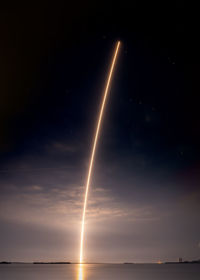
top-left (0, 263), bottom-right (200, 280)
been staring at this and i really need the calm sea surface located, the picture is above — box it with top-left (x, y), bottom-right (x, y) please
top-left (0, 263), bottom-right (200, 280)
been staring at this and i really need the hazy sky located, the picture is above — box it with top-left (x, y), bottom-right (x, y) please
top-left (0, 2), bottom-right (200, 263)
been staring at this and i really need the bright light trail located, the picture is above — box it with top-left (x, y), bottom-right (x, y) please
top-left (79, 41), bottom-right (121, 264)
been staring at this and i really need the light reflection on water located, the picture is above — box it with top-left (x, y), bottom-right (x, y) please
top-left (75, 263), bottom-right (200, 280)
top-left (0, 263), bottom-right (200, 280)
top-left (78, 264), bottom-right (84, 280)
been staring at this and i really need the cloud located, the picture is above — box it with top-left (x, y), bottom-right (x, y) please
top-left (0, 184), bottom-right (156, 232)
top-left (46, 141), bottom-right (80, 154)
top-left (28, 185), bottom-right (43, 191)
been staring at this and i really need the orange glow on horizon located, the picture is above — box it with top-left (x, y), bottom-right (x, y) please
top-left (79, 41), bottom-right (121, 264)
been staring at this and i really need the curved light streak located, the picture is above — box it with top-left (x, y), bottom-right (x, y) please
top-left (79, 41), bottom-right (121, 264)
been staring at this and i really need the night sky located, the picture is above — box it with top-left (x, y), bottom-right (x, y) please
top-left (0, 2), bottom-right (200, 263)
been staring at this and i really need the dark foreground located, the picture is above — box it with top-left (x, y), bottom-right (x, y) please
top-left (0, 263), bottom-right (200, 280)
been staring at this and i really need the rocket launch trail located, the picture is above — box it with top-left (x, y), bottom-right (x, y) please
top-left (79, 41), bottom-right (121, 264)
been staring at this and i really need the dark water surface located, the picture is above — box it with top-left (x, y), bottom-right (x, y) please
top-left (0, 263), bottom-right (200, 280)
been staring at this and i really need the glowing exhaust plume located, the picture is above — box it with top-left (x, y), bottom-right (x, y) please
top-left (79, 41), bottom-right (121, 264)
